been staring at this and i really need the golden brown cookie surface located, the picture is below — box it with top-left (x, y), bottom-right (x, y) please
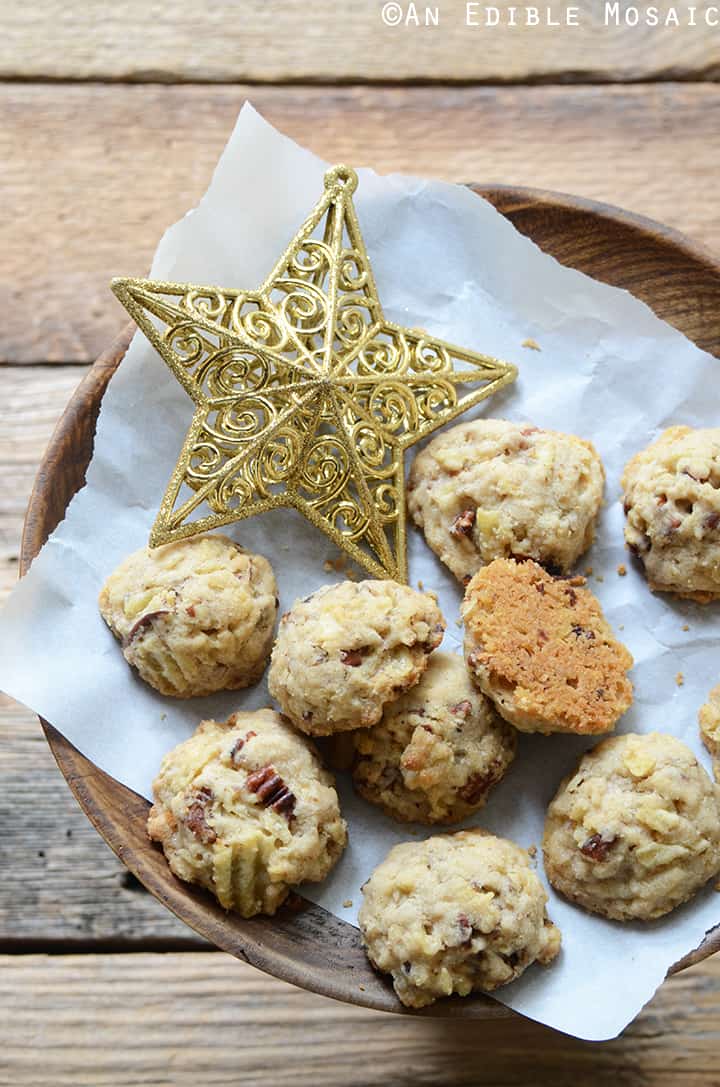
top-left (621, 425), bottom-right (720, 603)
top-left (461, 558), bottom-right (633, 735)
top-left (543, 732), bottom-right (720, 921)
top-left (408, 419), bottom-right (604, 583)
top-left (352, 652), bottom-right (516, 824)
top-left (359, 829), bottom-right (561, 1008)
top-left (268, 579), bottom-right (445, 736)
top-left (147, 709), bottom-right (347, 917)
top-left (699, 684), bottom-right (720, 781)
top-left (99, 534), bottom-right (278, 698)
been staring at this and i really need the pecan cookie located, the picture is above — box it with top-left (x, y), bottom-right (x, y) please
top-left (543, 732), bottom-right (720, 922)
top-left (268, 580), bottom-right (445, 736)
top-left (359, 829), bottom-right (561, 1008)
top-left (699, 685), bottom-right (720, 782)
top-left (99, 535), bottom-right (278, 698)
top-left (621, 426), bottom-right (720, 602)
top-left (147, 709), bottom-right (347, 917)
top-left (462, 558), bottom-right (633, 735)
top-left (407, 419), bottom-right (604, 583)
top-left (352, 652), bottom-right (516, 824)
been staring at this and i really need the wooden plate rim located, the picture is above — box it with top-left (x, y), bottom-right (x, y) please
top-left (19, 185), bottom-right (720, 1017)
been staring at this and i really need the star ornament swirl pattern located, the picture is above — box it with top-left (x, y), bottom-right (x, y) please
top-left (112, 165), bottom-right (517, 581)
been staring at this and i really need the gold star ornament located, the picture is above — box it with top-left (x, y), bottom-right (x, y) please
top-left (112, 166), bottom-right (517, 581)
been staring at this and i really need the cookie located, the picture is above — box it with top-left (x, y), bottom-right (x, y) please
top-left (699, 685), bottom-right (720, 781)
top-left (268, 579), bottom-right (445, 736)
top-left (408, 419), bottom-right (604, 583)
top-left (543, 732), bottom-right (720, 922)
top-left (352, 652), bottom-right (516, 824)
top-left (147, 709), bottom-right (347, 917)
top-left (99, 535), bottom-right (278, 698)
top-left (621, 426), bottom-right (720, 603)
top-left (359, 829), bottom-right (561, 1008)
top-left (462, 558), bottom-right (633, 735)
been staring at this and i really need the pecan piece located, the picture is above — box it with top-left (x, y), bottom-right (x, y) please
top-left (450, 507), bottom-right (476, 539)
top-left (466, 648), bottom-right (484, 671)
top-left (450, 699), bottom-right (473, 719)
top-left (705, 512), bottom-right (720, 531)
top-left (457, 912), bottom-right (473, 945)
top-left (246, 764), bottom-right (296, 819)
top-left (122, 609), bottom-right (170, 648)
top-left (230, 730), bottom-right (257, 765)
top-left (185, 786), bottom-right (216, 844)
top-left (580, 833), bottom-right (616, 861)
top-left (571, 625), bottom-right (595, 640)
top-left (458, 772), bottom-right (492, 804)
top-left (340, 648), bottom-right (365, 667)
top-left (628, 533), bottom-right (651, 556)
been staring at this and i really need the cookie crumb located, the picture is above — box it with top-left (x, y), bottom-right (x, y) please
top-left (455, 618), bottom-right (463, 628)
top-left (682, 624), bottom-right (690, 632)
top-left (617, 564), bottom-right (627, 577)
top-left (358, 984), bottom-right (366, 991)
top-left (585, 567), bottom-right (593, 576)
top-left (522, 338), bottom-right (541, 351)
top-left (595, 574), bottom-right (605, 583)
top-left (417, 580), bottom-right (424, 592)
top-left (618, 624), bottom-right (625, 631)
top-left (343, 898), bottom-right (353, 909)
top-left (527, 845), bottom-right (537, 858)
top-left (676, 672), bottom-right (685, 687)
top-left (324, 555), bottom-right (349, 575)
top-left (160, 712), bottom-right (167, 721)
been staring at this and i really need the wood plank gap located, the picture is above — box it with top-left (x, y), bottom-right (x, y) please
top-left (0, 360), bottom-right (93, 368)
top-left (0, 938), bottom-right (214, 955)
top-left (0, 72), bottom-right (719, 87)
top-left (4, 82), bottom-right (720, 365)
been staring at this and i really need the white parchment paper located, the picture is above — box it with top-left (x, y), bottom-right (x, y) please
top-left (1, 104), bottom-right (718, 1040)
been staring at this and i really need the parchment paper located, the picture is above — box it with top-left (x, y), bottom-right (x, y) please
top-left (0, 104), bottom-right (717, 1040)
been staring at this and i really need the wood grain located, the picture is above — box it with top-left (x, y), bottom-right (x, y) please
top-left (2, 952), bottom-right (720, 1085)
top-left (3, 0), bottom-right (720, 84)
top-left (2, 82), bottom-right (720, 363)
top-left (15, 191), bottom-right (720, 1017)
top-left (0, 696), bottom-right (207, 948)
top-left (0, 367), bottom-right (88, 603)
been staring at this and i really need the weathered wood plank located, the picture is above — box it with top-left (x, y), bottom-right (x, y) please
top-left (0, 371), bottom-right (205, 943)
top-left (0, 367), bottom-right (88, 602)
top-left (1, 951), bottom-right (720, 1085)
top-left (1, 82), bottom-right (719, 363)
top-left (0, 696), bottom-right (207, 946)
top-left (0, 366), bottom-right (202, 943)
top-left (2, 1), bottom-right (719, 84)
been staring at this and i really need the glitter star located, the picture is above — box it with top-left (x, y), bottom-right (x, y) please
top-left (112, 166), bottom-right (517, 580)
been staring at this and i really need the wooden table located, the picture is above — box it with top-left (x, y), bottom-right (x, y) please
top-left (2, 4), bottom-right (719, 1082)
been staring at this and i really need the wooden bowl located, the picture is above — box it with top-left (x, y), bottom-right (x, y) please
top-left (21, 186), bottom-right (720, 1019)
